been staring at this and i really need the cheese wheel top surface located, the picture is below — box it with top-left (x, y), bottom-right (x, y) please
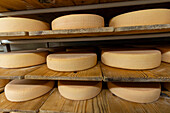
top-left (58, 81), bottom-right (102, 100)
top-left (52, 14), bottom-right (104, 30)
top-left (109, 9), bottom-right (170, 27)
top-left (0, 17), bottom-right (50, 32)
top-left (108, 82), bottom-right (161, 103)
top-left (5, 79), bottom-right (54, 102)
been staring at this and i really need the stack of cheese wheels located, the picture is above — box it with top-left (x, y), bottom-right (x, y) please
top-left (0, 17), bottom-right (49, 32)
top-left (0, 50), bottom-right (48, 68)
top-left (0, 79), bottom-right (10, 88)
top-left (108, 82), bottom-right (161, 103)
top-left (37, 47), bottom-right (65, 53)
top-left (47, 52), bottom-right (97, 71)
top-left (5, 79), bottom-right (54, 102)
top-left (52, 14), bottom-right (104, 30)
top-left (101, 49), bottom-right (161, 70)
top-left (163, 82), bottom-right (170, 91)
top-left (58, 81), bottom-right (102, 100)
top-left (109, 9), bottom-right (170, 28)
top-left (156, 46), bottom-right (170, 63)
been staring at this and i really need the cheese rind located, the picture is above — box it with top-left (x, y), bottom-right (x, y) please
top-left (52, 14), bottom-right (104, 30)
top-left (58, 81), bottom-right (102, 100)
top-left (108, 82), bottom-right (161, 103)
top-left (0, 79), bottom-right (10, 88)
top-left (47, 53), bottom-right (97, 71)
top-left (156, 46), bottom-right (170, 63)
top-left (101, 50), bottom-right (161, 70)
top-left (109, 9), bottom-right (170, 28)
top-left (5, 79), bottom-right (54, 102)
top-left (0, 50), bottom-right (48, 68)
top-left (0, 17), bottom-right (49, 32)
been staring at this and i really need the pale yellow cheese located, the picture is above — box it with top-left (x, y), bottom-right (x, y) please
top-left (0, 50), bottom-right (48, 68)
top-left (163, 82), bottom-right (170, 91)
top-left (5, 79), bottom-right (54, 102)
top-left (0, 17), bottom-right (50, 32)
top-left (101, 49), bottom-right (161, 70)
top-left (47, 53), bottom-right (97, 71)
top-left (37, 47), bottom-right (65, 53)
top-left (0, 79), bottom-right (10, 88)
top-left (52, 14), bottom-right (104, 30)
top-left (109, 9), bottom-right (170, 28)
top-left (108, 82), bottom-right (161, 103)
top-left (58, 81), bottom-right (102, 100)
top-left (156, 46), bottom-right (170, 63)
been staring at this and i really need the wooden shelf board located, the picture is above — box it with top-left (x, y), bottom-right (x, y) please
top-left (0, 87), bottom-right (4, 93)
top-left (25, 63), bottom-right (103, 81)
top-left (102, 63), bottom-right (170, 82)
top-left (0, 65), bottom-right (41, 79)
top-left (40, 88), bottom-right (170, 113)
top-left (0, 89), bottom-right (54, 113)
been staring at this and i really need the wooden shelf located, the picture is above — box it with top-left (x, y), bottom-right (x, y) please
top-left (101, 63), bottom-right (170, 82)
top-left (0, 65), bottom-right (41, 79)
top-left (0, 89), bottom-right (54, 113)
top-left (0, 87), bottom-right (3, 93)
top-left (25, 63), bottom-right (103, 81)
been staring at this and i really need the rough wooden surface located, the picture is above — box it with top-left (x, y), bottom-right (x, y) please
top-left (0, 87), bottom-right (4, 93)
top-left (25, 63), bottom-right (102, 81)
top-left (101, 63), bottom-right (170, 82)
top-left (0, 65), bottom-right (41, 79)
top-left (40, 88), bottom-right (170, 113)
top-left (0, 88), bottom-right (54, 113)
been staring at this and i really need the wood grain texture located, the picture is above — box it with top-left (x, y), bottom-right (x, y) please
top-left (0, 89), bottom-right (54, 113)
top-left (100, 0), bottom-right (133, 3)
top-left (0, 87), bottom-right (4, 93)
top-left (73, 0), bottom-right (99, 5)
top-left (0, 31), bottom-right (28, 37)
top-left (25, 63), bottom-right (102, 81)
top-left (0, 65), bottom-right (41, 79)
top-left (40, 88), bottom-right (109, 113)
top-left (102, 63), bottom-right (170, 82)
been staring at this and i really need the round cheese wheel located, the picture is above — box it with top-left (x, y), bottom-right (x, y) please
top-left (0, 17), bottom-right (49, 32)
top-left (101, 49), bottom-right (161, 70)
top-left (5, 79), bottom-right (54, 102)
top-left (58, 81), bottom-right (102, 100)
top-left (109, 9), bottom-right (170, 28)
top-left (47, 53), bottom-right (97, 71)
top-left (156, 46), bottom-right (170, 63)
top-left (37, 47), bottom-right (65, 53)
top-left (52, 14), bottom-right (104, 30)
top-left (0, 50), bottom-right (48, 68)
top-left (0, 79), bottom-right (10, 88)
top-left (163, 82), bottom-right (170, 91)
top-left (108, 82), bottom-right (161, 103)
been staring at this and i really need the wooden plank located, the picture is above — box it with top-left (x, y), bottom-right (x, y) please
top-left (0, 89), bottom-right (54, 113)
top-left (73, 0), bottom-right (99, 5)
top-left (0, 65), bottom-right (41, 79)
top-left (25, 63), bottom-right (102, 81)
top-left (106, 90), bottom-right (170, 113)
top-left (100, 0), bottom-right (133, 3)
top-left (0, 31), bottom-right (28, 37)
top-left (0, 87), bottom-right (4, 93)
top-left (40, 88), bottom-right (109, 113)
top-left (102, 63), bottom-right (170, 82)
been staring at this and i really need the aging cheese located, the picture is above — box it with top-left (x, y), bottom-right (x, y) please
top-left (58, 81), bottom-right (102, 100)
top-left (101, 49), bottom-right (161, 70)
top-left (163, 82), bottom-right (170, 91)
top-left (5, 79), bottom-right (54, 102)
top-left (47, 53), bottom-right (97, 71)
top-left (37, 47), bottom-right (65, 53)
top-left (108, 82), bottom-right (161, 103)
top-left (0, 50), bottom-right (48, 68)
top-left (52, 14), bottom-right (104, 30)
top-left (109, 9), bottom-right (170, 28)
top-left (0, 17), bottom-right (49, 32)
top-left (0, 79), bottom-right (10, 88)
top-left (156, 46), bottom-right (170, 63)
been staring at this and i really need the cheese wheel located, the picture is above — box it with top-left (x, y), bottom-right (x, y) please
top-left (0, 50), bottom-right (48, 68)
top-left (108, 82), bottom-right (161, 103)
top-left (156, 46), bottom-right (170, 63)
top-left (109, 9), bottom-right (170, 28)
top-left (0, 17), bottom-right (49, 32)
top-left (163, 82), bottom-right (170, 91)
top-left (52, 14), bottom-right (104, 30)
top-left (58, 81), bottom-right (102, 100)
top-left (47, 53), bottom-right (97, 71)
top-left (5, 79), bottom-right (54, 102)
top-left (101, 49), bottom-right (161, 70)
top-left (0, 79), bottom-right (10, 88)
top-left (37, 47), bottom-right (65, 53)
